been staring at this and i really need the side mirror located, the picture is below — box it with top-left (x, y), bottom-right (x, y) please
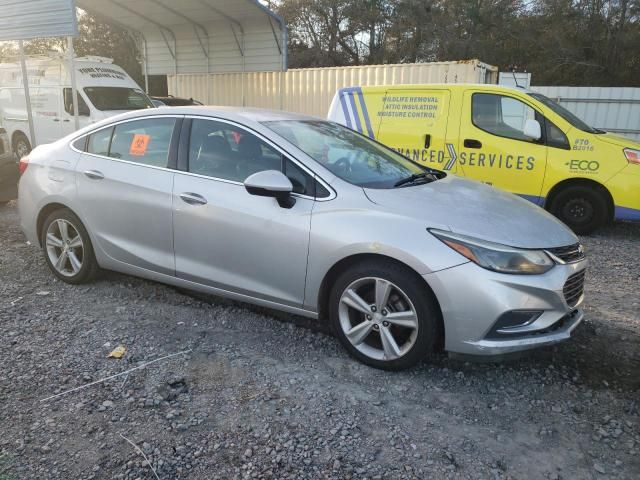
top-left (523, 119), bottom-right (542, 140)
top-left (244, 170), bottom-right (296, 208)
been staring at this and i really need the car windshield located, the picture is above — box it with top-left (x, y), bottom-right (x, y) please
top-left (83, 87), bottom-right (154, 111)
top-left (528, 93), bottom-right (602, 134)
top-left (263, 120), bottom-right (442, 188)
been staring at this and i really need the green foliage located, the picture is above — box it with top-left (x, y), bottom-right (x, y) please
top-left (0, 12), bottom-right (142, 85)
top-left (276, 0), bottom-right (640, 86)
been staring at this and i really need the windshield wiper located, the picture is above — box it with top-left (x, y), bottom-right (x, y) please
top-left (393, 172), bottom-right (436, 187)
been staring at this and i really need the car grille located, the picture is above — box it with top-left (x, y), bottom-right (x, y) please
top-left (546, 244), bottom-right (585, 263)
top-left (563, 269), bottom-right (586, 307)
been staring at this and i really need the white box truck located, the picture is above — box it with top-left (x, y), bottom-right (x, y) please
top-left (0, 56), bottom-right (154, 157)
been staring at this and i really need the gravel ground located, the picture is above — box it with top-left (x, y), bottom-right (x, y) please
top-left (0, 201), bottom-right (638, 480)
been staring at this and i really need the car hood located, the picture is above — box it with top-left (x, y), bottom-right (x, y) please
top-left (364, 175), bottom-right (578, 249)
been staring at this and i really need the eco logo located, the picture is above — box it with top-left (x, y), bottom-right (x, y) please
top-left (566, 159), bottom-right (600, 173)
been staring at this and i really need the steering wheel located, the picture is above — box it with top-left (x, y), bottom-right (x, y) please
top-left (333, 156), bottom-right (352, 174)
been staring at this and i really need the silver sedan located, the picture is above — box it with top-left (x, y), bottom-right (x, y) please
top-left (18, 107), bottom-right (587, 370)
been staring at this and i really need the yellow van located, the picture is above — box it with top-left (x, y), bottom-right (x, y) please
top-left (328, 84), bottom-right (640, 233)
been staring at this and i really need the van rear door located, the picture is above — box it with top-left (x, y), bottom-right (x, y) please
top-left (376, 89), bottom-right (457, 173)
top-left (457, 90), bottom-right (548, 203)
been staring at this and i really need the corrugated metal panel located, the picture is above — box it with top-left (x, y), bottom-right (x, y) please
top-left (77, 0), bottom-right (286, 75)
top-left (170, 60), bottom-right (498, 117)
top-left (0, 0), bottom-right (78, 41)
top-left (531, 86), bottom-right (640, 141)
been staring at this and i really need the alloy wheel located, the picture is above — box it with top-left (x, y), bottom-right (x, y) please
top-left (338, 277), bottom-right (419, 361)
top-left (45, 219), bottom-right (84, 277)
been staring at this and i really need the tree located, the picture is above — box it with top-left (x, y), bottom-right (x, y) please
top-left (0, 11), bottom-right (142, 84)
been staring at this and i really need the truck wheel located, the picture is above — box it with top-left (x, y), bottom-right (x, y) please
top-left (14, 133), bottom-right (31, 159)
top-left (549, 185), bottom-right (607, 235)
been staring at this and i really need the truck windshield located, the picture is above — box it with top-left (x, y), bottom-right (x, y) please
top-left (528, 93), bottom-right (603, 134)
top-left (83, 87), bottom-right (154, 111)
top-left (263, 120), bottom-right (444, 189)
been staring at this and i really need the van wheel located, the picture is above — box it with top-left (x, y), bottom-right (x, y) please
top-left (41, 209), bottom-right (99, 284)
top-left (14, 133), bottom-right (31, 159)
top-left (549, 185), bottom-right (607, 235)
top-left (329, 260), bottom-right (440, 370)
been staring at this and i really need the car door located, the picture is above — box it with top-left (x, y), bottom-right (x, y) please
top-left (376, 88), bottom-right (460, 173)
top-left (457, 91), bottom-right (548, 202)
top-left (75, 116), bottom-right (181, 275)
top-left (172, 117), bottom-right (317, 307)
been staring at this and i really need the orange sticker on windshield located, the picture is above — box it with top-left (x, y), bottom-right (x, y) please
top-left (129, 134), bottom-right (150, 156)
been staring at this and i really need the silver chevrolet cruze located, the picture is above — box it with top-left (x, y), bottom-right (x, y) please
top-left (18, 107), bottom-right (587, 370)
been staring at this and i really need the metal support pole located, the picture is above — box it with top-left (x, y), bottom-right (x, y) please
top-left (17, 40), bottom-right (36, 150)
top-left (142, 36), bottom-right (149, 93)
top-left (241, 30), bottom-right (246, 107)
top-left (67, 37), bottom-right (80, 130)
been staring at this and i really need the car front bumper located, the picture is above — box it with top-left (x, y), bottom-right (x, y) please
top-left (425, 259), bottom-right (587, 356)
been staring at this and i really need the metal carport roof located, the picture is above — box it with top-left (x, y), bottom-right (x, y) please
top-left (76, 0), bottom-right (287, 83)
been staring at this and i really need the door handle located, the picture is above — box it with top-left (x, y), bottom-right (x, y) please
top-left (83, 170), bottom-right (104, 180)
top-left (63, 119), bottom-right (70, 122)
top-left (464, 139), bottom-right (482, 149)
top-left (179, 192), bottom-right (208, 206)
top-left (53, 118), bottom-right (60, 122)
top-left (424, 134), bottom-right (431, 149)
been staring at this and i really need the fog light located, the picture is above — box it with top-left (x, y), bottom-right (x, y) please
top-left (486, 310), bottom-right (543, 338)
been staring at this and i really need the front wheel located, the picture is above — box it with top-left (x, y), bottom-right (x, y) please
top-left (41, 209), bottom-right (99, 284)
top-left (549, 185), bottom-right (608, 235)
top-left (329, 261), bottom-right (441, 370)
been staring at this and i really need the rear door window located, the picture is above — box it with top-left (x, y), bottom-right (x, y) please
top-left (86, 126), bottom-right (113, 156)
top-left (109, 118), bottom-right (176, 167)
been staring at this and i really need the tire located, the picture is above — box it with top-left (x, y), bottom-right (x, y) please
top-left (13, 133), bottom-right (31, 159)
top-left (329, 260), bottom-right (441, 370)
top-left (549, 185), bottom-right (608, 235)
top-left (41, 208), bottom-right (99, 284)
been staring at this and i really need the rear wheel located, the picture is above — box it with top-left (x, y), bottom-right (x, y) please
top-left (13, 133), bottom-right (31, 159)
top-left (549, 185), bottom-right (608, 235)
top-left (41, 209), bottom-right (99, 284)
top-left (329, 260), bottom-right (440, 370)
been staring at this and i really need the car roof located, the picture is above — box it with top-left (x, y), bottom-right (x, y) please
top-left (113, 106), bottom-right (321, 124)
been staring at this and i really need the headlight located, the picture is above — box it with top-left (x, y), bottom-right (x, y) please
top-left (430, 229), bottom-right (554, 275)
top-left (623, 148), bottom-right (640, 165)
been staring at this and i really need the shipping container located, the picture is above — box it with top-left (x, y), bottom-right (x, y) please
top-left (169, 59), bottom-right (498, 117)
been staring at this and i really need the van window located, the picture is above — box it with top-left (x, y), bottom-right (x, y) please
top-left (84, 87), bottom-right (154, 111)
top-left (545, 119), bottom-right (570, 149)
top-left (529, 93), bottom-right (601, 134)
top-left (472, 93), bottom-right (538, 142)
top-left (63, 88), bottom-right (90, 116)
top-left (109, 118), bottom-right (176, 167)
